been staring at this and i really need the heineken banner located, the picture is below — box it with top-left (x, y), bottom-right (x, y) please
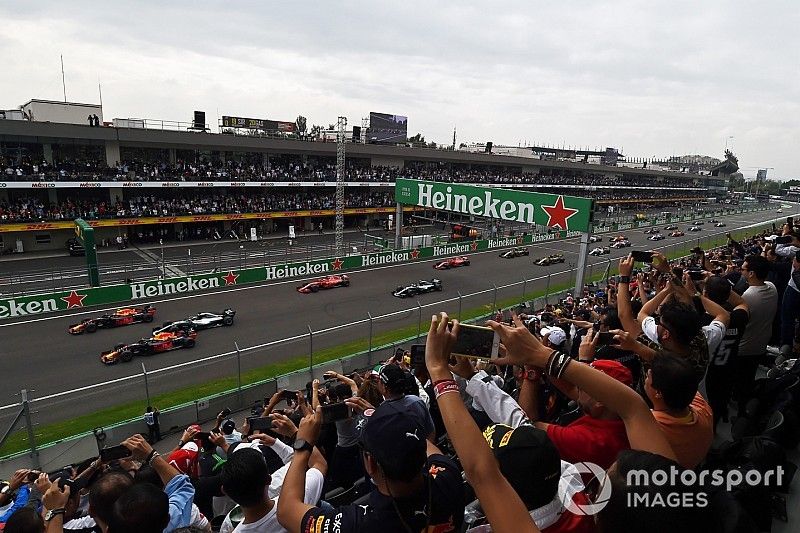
top-left (395, 179), bottom-right (594, 232)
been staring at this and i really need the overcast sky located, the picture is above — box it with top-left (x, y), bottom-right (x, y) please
top-left (1, 1), bottom-right (798, 179)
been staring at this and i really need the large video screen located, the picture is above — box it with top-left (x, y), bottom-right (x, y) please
top-left (368, 112), bottom-right (407, 143)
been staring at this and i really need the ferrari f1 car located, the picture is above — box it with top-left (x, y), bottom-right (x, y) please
top-left (670, 230), bottom-right (685, 237)
top-left (535, 254), bottom-right (565, 266)
top-left (69, 305), bottom-right (156, 335)
top-left (153, 309), bottom-right (236, 334)
top-left (433, 256), bottom-right (470, 270)
top-left (297, 274), bottom-right (350, 293)
top-left (589, 247), bottom-right (611, 256)
top-left (392, 279), bottom-right (443, 298)
top-left (100, 330), bottom-right (197, 364)
top-left (499, 247), bottom-right (529, 259)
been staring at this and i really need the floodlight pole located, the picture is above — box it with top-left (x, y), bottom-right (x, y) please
top-left (394, 203), bottom-right (403, 249)
top-left (573, 230), bottom-right (592, 297)
top-left (335, 116), bottom-right (347, 253)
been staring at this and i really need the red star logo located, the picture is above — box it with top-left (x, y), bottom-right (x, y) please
top-left (470, 241), bottom-right (478, 251)
top-left (331, 258), bottom-right (343, 270)
top-left (222, 271), bottom-right (239, 286)
top-left (61, 290), bottom-right (87, 309)
top-left (410, 248), bottom-right (420, 260)
top-left (542, 195), bottom-right (579, 230)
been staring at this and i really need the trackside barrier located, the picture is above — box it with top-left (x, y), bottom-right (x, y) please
top-left (0, 211), bottom-right (782, 475)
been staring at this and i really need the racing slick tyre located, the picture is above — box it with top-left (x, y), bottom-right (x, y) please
top-left (311, 286), bottom-right (319, 293)
top-left (143, 315), bottom-right (154, 323)
top-left (120, 351), bottom-right (134, 363)
top-left (435, 286), bottom-right (443, 291)
top-left (223, 316), bottom-right (234, 326)
top-left (86, 323), bottom-right (97, 333)
top-left (114, 343), bottom-right (126, 350)
top-left (464, 261), bottom-right (471, 266)
top-left (185, 339), bottom-right (196, 348)
top-left (343, 280), bottom-right (350, 287)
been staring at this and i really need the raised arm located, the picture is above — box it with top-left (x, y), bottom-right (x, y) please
top-left (427, 313), bottom-right (540, 533)
top-left (616, 256), bottom-right (640, 335)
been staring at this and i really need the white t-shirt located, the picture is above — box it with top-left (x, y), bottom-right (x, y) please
top-left (220, 468), bottom-right (324, 533)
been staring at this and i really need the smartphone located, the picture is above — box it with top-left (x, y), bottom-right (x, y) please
top-left (596, 332), bottom-right (616, 345)
top-left (788, 217), bottom-right (794, 227)
top-left (99, 444), bottom-right (132, 462)
top-left (247, 417), bottom-right (274, 432)
top-left (25, 471), bottom-right (42, 483)
top-left (194, 431), bottom-right (211, 441)
top-left (774, 235), bottom-right (793, 244)
top-left (410, 344), bottom-right (426, 367)
top-left (451, 323), bottom-right (500, 359)
top-left (220, 408), bottom-right (231, 418)
top-left (321, 402), bottom-right (352, 424)
top-left (630, 251), bottom-right (654, 263)
top-left (592, 321), bottom-right (601, 332)
top-left (688, 270), bottom-right (706, 281)
top-left (281, 390), bottom-right (298, 402)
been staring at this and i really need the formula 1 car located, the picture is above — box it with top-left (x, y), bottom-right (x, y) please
top-left (392, 279), bottom-right (443, 298)
top-left (715, 222), bottom-right (727, 227)
top-left (100, 330), bottom-right (197, 364)
top-left (709, 219), bottom-right (719, 223)
top-left (695, 221), bottom-right (705, 225)
top-left (610, 240), bottom-right (632, 249)
top-left (688, 226), bottom-right (702, 232)
top-left (588, 235), bottom-right (603, 243)
top-left (535, 254), bottom-right (566, 266)
top-left (69, 305), bottom-right (156, 335)
top-left (66, 238), bottom-right (85, 257)
top-left (297, 274), bottom-right (350, 293)
top-left (649, 234), bottom-right (666, 241)
top-left (669, 231), bottom-right (685, 237)
top-left (433, 256), bottom-right (471, 270)
top-left (589, 247), bottom-right (611, 256)
top-left (499, 247), bottom-right (529, 259)
top-left (610, 235), bottom-right (628, 243)
top-left (664, 225), bottom-right (678, 230)
top-left (153, 309), bottom-right (236, 334)
top-left (643, 228), bottom-right (660, 234)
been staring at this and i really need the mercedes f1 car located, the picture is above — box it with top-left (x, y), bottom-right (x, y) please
top-left (688, 226), bottom-right (702, 232)
top-left (589, 235), bottom-right (603, 243)
top-left (535, 254), bottom-right (565, 266)
top-left (664, 225), bottom-right (678, 230)
top-left (297, 274), bottom-right (350, 293)
top-left (643, 228), bottom-right (660, 234)
top-left (589, 247), bottom-right (611, 256)
top-left (100, 330), bottom-right (197, 364)
top-left (499, 247), bottom-right (529, 259)
top-left (715, 222), bottom-right (726, 227)
top-left (669, 230), bottom-right (685, 237)
top-left (649, 234), bottom-right (666, 241)
top-left (610, 240), bottom-right (632, 249)
top-left (392, 279), bottom-right (443, 298)
top-left (153, 309), bottom-right (236, 335)
top-left (433, 256), bottom-right (471, 270)
top-left (69, 305), bottom-right (156, 335)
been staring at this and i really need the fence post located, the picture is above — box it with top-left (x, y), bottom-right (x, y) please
top-left (522, 277), bottom-right (527, 298)
top-left (457, 291), bottom-right (463, 320)
top-left (141, 363), bottom-right (151, 408)
top-left (492, 283), bottom-right (498, 311)
top-left (367, 312), bottom-right (374, 358)
top-left (234, 342), bottom-right (242, 401)
top-left (416, 300), bottom-right (423, 341)
top-left (21, 390), bottom-right (40, 470)
top-left (307, 325), bottom-right (314, 373)
top-left (545, 273), bottom-right (551, 304)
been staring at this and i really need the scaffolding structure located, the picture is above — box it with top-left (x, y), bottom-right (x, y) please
top-left (335, 116), bottom-right (347, 252)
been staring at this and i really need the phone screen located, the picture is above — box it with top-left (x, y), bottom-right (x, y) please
top-left (100, 444), bottom-right (132, 462)
top-left (451, 323), bottom-right (500, 359)
top-left (630, 251), bottom-right (654, 263)
top-left (596, 332), bottom-right (616, 345)
top-left (320, 402), bottom-right (351, 424)
top-left (410, 344), bottom-right (426, 367)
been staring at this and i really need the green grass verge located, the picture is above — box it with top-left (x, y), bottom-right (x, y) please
top-left (0, 223), bottom-right (770, 458)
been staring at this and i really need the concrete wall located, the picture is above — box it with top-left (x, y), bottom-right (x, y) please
top-left (22, 101), bottom-right (102, 126)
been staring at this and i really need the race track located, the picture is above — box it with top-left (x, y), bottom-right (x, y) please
top-left (0, 209), bottom-right (790, 430)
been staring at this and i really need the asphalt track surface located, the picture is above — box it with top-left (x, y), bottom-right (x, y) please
top-left (0, 209), bottom-right (789, 431)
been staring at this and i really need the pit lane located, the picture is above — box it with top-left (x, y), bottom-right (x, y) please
top-left (0, 209), bottom-right (787, 431)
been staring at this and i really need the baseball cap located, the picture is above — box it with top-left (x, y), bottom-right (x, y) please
top-left (221, 419), bottom-right (236, 434)
top-left (359, 400), bottom-right (427, 479)
top-left (378, 364), bottom-right (413, 391)
top-left (591, 359), bottom-right (633, 387)
top-left (484, 424), bottom-right (561, 510)
top-left (540, 327), bottom-right (567, 348)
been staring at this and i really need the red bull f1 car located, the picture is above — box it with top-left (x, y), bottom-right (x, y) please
top-left (100, 330), bottom-right (197, 364)
top-left (433, 256), bottom-right (471, 270)
top-left (297, 274), bottom-right (350, 293)
top-left (69, 305), bottom-right (156, 335)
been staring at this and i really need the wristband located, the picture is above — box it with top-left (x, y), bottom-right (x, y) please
top-left (619, 276), bottom-right (631, 284)
top-left (145, 450), bottom-right (159, 465)
top-left (433, 380), bottom-right (459, 398)
top-left (432, 378), bottom-right (453, 386)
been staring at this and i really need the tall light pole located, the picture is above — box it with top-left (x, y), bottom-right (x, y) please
top-left (725, 136), bottom-right (734, 151)
top-left (335, 116), bottom-right (347, 253)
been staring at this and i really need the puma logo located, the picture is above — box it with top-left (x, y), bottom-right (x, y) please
top-left (405, 429), bottom-right (420, 441)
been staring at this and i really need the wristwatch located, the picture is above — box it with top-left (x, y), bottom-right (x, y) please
top-left (45, 508), bottom-right (66, 521)
top-left (0, 484), bottom-right (11, 495)
top-left (619, 276), bottom-right (631, 284)
top-left (292, 439), bottom-right (314, 453)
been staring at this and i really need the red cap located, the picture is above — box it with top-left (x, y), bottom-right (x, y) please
top-left (188, 424), bottom-right (202, 433)
top-left (591, 359), bottom-right (633, 387)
